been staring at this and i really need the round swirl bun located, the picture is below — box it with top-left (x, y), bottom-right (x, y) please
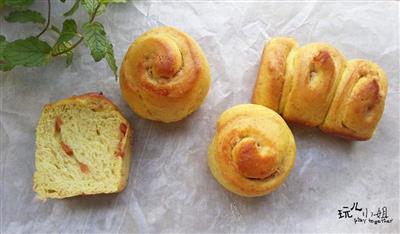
top-left (120, 27), bottom-right (211, 123)
top-left (208, 104), bottom-right (296, 197)
top-left (253, 37), bottom-right (388, 140)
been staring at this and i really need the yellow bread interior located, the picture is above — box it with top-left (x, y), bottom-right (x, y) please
top-left (33, 93), bottom-right (132, 199)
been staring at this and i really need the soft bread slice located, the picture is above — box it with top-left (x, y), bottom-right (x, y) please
top-left (33, 92), bottom-right (132, 200)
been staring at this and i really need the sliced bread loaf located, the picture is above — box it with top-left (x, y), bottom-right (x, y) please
top-left (33, 92), bottom-right (132, 199)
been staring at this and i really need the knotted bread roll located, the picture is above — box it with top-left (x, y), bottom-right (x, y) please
top-left (120, 27), bottom-right (211, 123)
top-left (253, 37), bottom-right (388, 140)
top-left (320, 60), bottom-right (388, 140)
top-left (208, 104), bottom-right (296, 197)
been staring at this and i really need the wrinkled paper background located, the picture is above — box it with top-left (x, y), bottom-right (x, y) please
top-left (1, 1), bottom-right (399, 233)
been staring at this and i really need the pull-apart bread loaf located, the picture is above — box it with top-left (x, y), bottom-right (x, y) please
top-left (208, 104), bottom-right (296, 197)
top-left (120, 26), bottom-right (211, 123)
top-left (252, 37), bottom-right (388, 140)
top-left (33, 92), bottom-right (132, 199)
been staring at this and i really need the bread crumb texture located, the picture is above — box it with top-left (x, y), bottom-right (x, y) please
top-left (33, 93), bottom-right (132, 200)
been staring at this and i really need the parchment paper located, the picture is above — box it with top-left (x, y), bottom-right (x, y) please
top-left (1, 1), bottom-right (399, 233)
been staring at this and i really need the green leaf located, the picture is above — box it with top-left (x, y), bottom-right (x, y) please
top-left (3, 37), bottom-right (52, 67)
top-left (0, 35), bottom-right (15, 71)
top-left (4, 0), bottom-right (34, 9)
top-left (50, 25), bottom-right (61, 34)
top-left (100, 0), bottom-right (126, 3)
top-left (105, 43), bottom-right (117, 78)
top-left (0, 36), bottom-right (6, 47)
top-left (57, 19), bottom-right (77, 43)
top-left (64, 0), bottom-right (80, 17)
top-left (82, 22), bottom-right (108, 62)
top-left (82, 0), bottom-right (106, 18)
top-left (52, 41), bottom-right (70, 54)
top-left (66, 52), bottom-right (73, 66)
top-left (52, 41), bottom-right (73, 66)
top-left (5, 10), bottom-right (46, 24)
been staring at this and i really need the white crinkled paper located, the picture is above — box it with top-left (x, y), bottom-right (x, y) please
top-left (1, 1), bottom-right (399, 233)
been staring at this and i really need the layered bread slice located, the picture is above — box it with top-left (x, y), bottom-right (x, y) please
top-left (33, 92), bottom-right (132, 199)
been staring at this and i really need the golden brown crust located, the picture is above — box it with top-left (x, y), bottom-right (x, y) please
top-left (232, 138), bottom-right (278, 179)
top-left (318, 127), bottom-right (370, 141)
top-left (208, 104), bottom-right (296, 197)
top-left (252, 37), bottom-right (298, 112)
top-left (252, 37), bottom-right (387, 140)
top-left (282, 43), bottom-right (346, 127)
top-left (120, 26), bottom-right (211, 123)
top-left (320, 59), bottom-right (388, 140)
top-left (44, 92), bottom-right (121, 113)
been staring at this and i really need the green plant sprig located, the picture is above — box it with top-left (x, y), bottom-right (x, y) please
top-left (0, 0), bottom-right (125, 79)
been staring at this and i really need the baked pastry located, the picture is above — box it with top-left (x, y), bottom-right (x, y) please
top-left (320, 60), bottom-right (388, 140)
top-left (120, 26), bottom-right (211, 123)
top-left (252, 37), bottom-right (298, 112)
top-left (33, 92), bottom-right (132, 199)
top-left (208, 104), bottom-right (296, 197)
top-left (252, 37), bottom-right (388, 140)
top-left (280, 43), bottom-right (346, 127)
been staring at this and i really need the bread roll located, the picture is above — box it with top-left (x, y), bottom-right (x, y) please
top-left (208, 104), bottom-right (296, 197)
top-left (320, 60), bottom-right (388, 140)
top-left (281, 43), bottom-right (346, 126)
top-left (252, 37), bottom-right (388, 140)
top-left (33, 92), bottom-right (132, 199)
top-left (252, 37), bottom-right (298, 112)
top-left (120, 26), bottom-right (211, 123)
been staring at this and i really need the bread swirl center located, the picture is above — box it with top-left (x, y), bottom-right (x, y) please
top-left (231, 137), bottom-right (278, 179)
top-left (122, 29), bottom-right (205, 99)
top-left (142, 36), bottom-right (183, 82)
top-left (307, 51), bottom-right (335, 91)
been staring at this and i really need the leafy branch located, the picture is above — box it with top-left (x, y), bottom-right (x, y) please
top-left (0, 0), bottom-right (125, 79)
top-left (52, 1), bottom-right (101, 57)
top-left (36, 0), bottom-right (51, 38)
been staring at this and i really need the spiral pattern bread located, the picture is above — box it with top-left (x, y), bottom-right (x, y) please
top-left (208, 104), bottom-right (296, 197)
top-left (320, 60), bottom-right (388, 140)
top-left (252, 37), bottom-right (388, 140)
top-left (120, 26), bottom-right (211, 123)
